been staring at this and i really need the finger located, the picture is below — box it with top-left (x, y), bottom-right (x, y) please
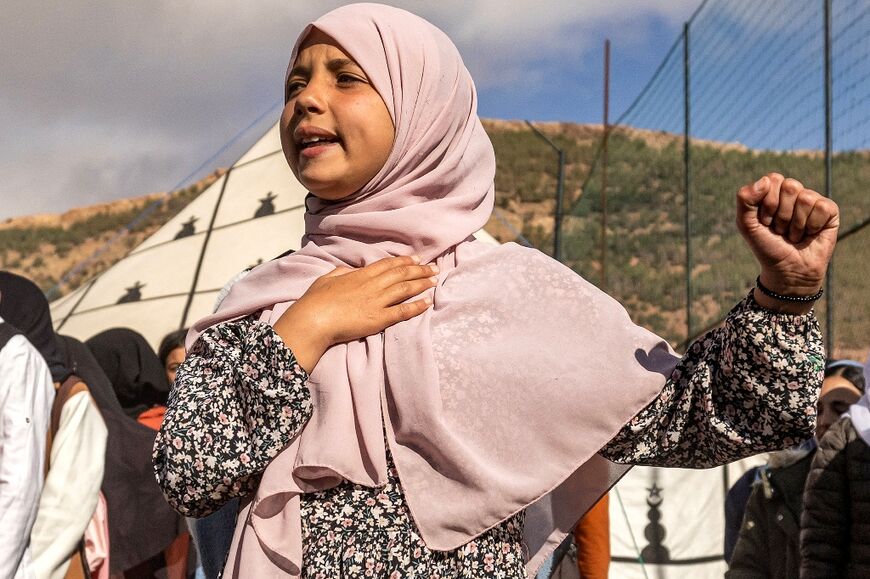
top-left (736, 177), bottom-right (770, 230)
top-left (381, 277), bottom-right (437, 306)
top-left (782, 176), bottom-right (804, 192)
top-left (759, 172), bottom-right (785, 227)
top-left (804, 197), bottom-right (840, 236)
top-left (364, 255), bottom-right (421, 277)
top-left (773, 178), bottom-right (802, 236)
top-left (378, 262), bottom-right (440, 287)
top-left (786, 189), bottom-right (815, 243)
top-left (385, 297), bottom-right (433, 326)
top-left (322, 266), bottom-right (353, 278)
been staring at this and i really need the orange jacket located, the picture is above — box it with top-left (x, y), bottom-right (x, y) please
top-left (137, 406), bottom-right (167, 431)
top-left (574, 494), bottom-right (610, 578)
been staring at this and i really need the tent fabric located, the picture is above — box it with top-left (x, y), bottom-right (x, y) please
top-left (608, 457), bottom-right (765, 578)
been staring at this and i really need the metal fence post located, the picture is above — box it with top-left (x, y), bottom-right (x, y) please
top-left (824, 0), bottom-right (834, 353)
top-left (601, 39), bottom-right (611, 290)
top-left (524, 120), bottom-right (566, 261)
top-left (555, 150), bottom-right (565, 262)
top-left (683, 22), bottom-right (693, 343)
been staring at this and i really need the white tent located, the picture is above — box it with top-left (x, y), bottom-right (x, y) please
top-left (606, 457), bottom-right (762, 578)
top-left (545, 457), bottom-right (761, 579)
top-left (50, 123), bottom-right (497, 347)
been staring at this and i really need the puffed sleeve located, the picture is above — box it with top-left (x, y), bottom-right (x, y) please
top-left (601, 292), bottom-right (823, 468)
top-left (154, 316), bottom-right (312, 517)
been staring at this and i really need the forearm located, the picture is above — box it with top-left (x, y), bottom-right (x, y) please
top-left (601, 291), bottom-right (823, 467)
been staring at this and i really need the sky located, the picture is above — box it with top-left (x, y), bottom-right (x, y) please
top-left (1, 0), bottom-right (701, 220)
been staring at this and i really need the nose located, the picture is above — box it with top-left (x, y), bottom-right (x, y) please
top-left (816, 409), bottom-right (833, 439)
top-left (293, 80), bottom-right (326, 117)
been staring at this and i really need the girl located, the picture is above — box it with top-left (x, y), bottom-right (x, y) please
top-left (154, 4), bottom-right (839, 577)
top-left (800, 358), bottom-right (870, 577)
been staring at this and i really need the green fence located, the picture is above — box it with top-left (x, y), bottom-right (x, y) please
top-left (559, 0), bottom-right (869, 359)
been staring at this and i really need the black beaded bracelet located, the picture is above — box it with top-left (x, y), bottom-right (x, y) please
top-left (755, 276), bottom-right (823, 303)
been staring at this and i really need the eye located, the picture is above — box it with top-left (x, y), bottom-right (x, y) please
top-left (286, 79), bottom-right (307, 98)
top-left (336, 72), bottom-right (365, 86)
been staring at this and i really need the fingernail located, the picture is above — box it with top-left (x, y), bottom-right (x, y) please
top-left (761, 214), bottom-right (773, 226)
top-left (430, 276), bottom-right (439, 284)
top-left (411, 255), bottom-right (421, 263)
top-left (754, 177), bottom-right (766, 192)
top-left (430, 265), bottom-right (440, 274)
top-left (424, 296), bottom-right (433, 305)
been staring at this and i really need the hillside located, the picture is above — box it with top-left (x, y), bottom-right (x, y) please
top-left (0, 170), bottom-right (223, 296)
top-left (2, 120), bottom-right (867, 356)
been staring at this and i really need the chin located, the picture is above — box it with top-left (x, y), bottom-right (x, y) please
top-left (307, 185), bottom-right (355, 201)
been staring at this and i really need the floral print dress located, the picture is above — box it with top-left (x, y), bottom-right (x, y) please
top-left (154, 292), bottom-right (823, 578)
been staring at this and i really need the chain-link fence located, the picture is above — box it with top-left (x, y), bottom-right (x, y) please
top-left (560, 0), bottom-right (870, 358)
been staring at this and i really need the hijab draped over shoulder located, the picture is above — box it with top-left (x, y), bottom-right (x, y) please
top-left (189, 4), bottom-right (678, 575)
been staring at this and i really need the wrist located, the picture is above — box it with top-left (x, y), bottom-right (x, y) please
top-left (758, 270), bottom-right (823, 297)
top-left (752, 288), bottom-right (815, 315)
top-left (274, 305), bottom-right (331, 373)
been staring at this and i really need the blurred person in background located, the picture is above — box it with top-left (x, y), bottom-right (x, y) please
top-left (727, 359), bottom-right (865, 578)
top-left (0, 281), bottom-right (54, 578)
top-left (0, 271), bottom-right (107, 579)
top-left (535, 495), bottom-right (610, 579)
top-left (158, 329), bottom-right (188, 387)
top-left (573, 495), bottom-right (610, 578)
top-left (87, 328), bottom-right (191, 579)
top-left (800, 356), bottom-right (870, 578)
top-left (87, 328), bottom-right (170, 429)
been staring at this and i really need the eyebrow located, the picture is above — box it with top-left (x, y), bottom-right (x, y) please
top-left (287, 58), bottom-right (359, 79)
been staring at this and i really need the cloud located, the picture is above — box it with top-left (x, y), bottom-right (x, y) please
top-left (0, 0), bottom-right (698, 219)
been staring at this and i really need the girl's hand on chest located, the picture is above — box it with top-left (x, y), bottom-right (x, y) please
top-left (273, 255), bottom-right (439, 372)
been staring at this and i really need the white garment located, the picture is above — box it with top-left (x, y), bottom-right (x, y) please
top-left (0, 320), bottom-right (55, 579)
top-left (30, 390), bottom-right (107, 579)
top-left (845, 353), bottom-right (870, 447)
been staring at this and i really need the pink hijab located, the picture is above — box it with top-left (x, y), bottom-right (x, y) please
top-left (192, 4), bottom-right (678, 576)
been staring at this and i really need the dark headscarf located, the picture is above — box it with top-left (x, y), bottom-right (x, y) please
top-left (0, 271), bottom-right (70, 382)
top-left (86, 328), bottom-right (170, 419)
top-left (58, 334), bottom-right (181, 573)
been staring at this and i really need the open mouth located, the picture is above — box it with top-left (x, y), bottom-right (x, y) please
top-left (299, 135), bottom-right (340, 150)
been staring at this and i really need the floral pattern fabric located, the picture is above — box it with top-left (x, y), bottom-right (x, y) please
top-left (300, 449), bottom-right (526, 579)
top-left (154, 291), bottom-right (823, 577)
